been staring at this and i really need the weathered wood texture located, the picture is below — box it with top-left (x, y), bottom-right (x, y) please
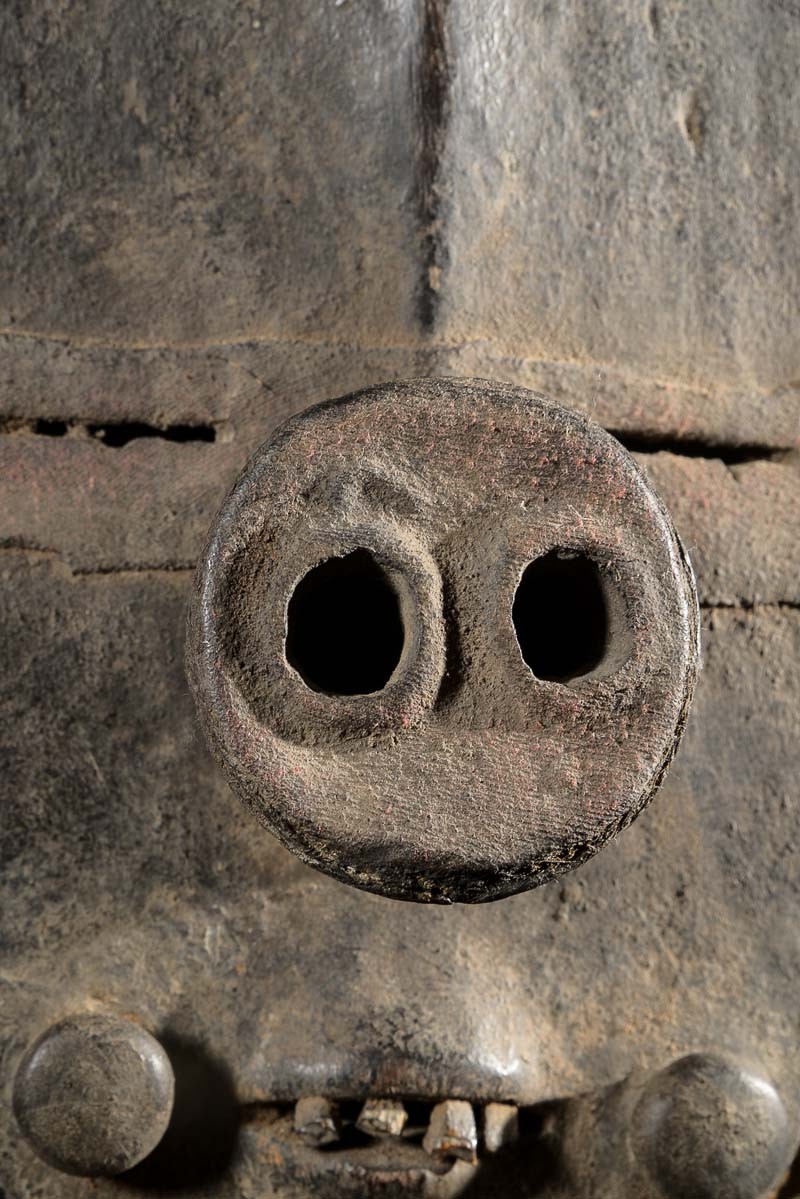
top-left (188, 379), bottom-right (700, 903)
top-left (1, 0), bottom-right (799, 1196)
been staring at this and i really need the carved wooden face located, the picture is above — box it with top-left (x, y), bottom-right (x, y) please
top-left (3, 0), bottom-right (799, 1195)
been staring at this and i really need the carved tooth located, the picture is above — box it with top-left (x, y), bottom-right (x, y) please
top-left (356, 1097), bottom-right (408, 1138)
top-left (422, 1100), bottom-right (478, 1164)
top-left (483, 1103), bottom-right (519, 1153)
top-left (293, 1096), bottom-right (341, 1147)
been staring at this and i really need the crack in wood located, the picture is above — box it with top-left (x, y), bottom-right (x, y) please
top-left (0, 545), bottom-right (196, 580)
top-left (2, 547), bottom-right (798, 609)
top-left (0, 418), bottom-right (217, 446)
top-left (0, 417), bottom-right (784, 468)
top-left (613, 430), bottom-right (784, 467)
top-left (415, 0), bottom-right (452, 332)
top-left (700, 599), bottom-right (800, 612)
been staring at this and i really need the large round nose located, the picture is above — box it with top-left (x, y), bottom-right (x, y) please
top-left (186, 377), bottom-right (699, 903)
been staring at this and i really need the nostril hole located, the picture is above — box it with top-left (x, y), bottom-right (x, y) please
top-left (512, 550), bottom-right (611, 683)
top-left (285, 549), bottom-right (406, 696)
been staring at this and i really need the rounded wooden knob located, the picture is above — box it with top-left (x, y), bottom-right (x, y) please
top-left (631, 1055), bottom-right (792, 1199)
top-left (13, 1013), bottom-right (174, 1177)
top-left (187, 378), bottom-right (699, 902)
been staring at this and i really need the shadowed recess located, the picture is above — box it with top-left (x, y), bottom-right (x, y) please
top-left (286, 549), bottom-right (406, 695)
top-left (87, 421), bottom-right (216, 447)
top-left (118, 1035), bottom-right (238, 1194)
top-left (0, 418), bottom-right (217, 445)
top-left (513, 551), bottom-right (609, 683)
top-left (415, 0), bottom-right (452, 330)
top-left (610, 428), bottom-right (780, 466)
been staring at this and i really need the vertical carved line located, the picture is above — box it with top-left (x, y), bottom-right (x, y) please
top-left (414, 0), bottom-right (452, 332)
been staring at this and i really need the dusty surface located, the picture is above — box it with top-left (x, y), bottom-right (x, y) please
top-left (12, 1013), bottom-right (175, 1177)
top-left (188, 379), bottom-right (699, 903)
top-left (2, 557), bottom-right (799, 1199)
top-left (1, 0), bottom-right (799, 1196)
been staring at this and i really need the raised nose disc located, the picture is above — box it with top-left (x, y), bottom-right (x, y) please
top-left (187, 377), bottom-right (700, 903)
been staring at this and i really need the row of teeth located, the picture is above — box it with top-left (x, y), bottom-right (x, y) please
top-left (292, 1096), bottom-right (520, 1164)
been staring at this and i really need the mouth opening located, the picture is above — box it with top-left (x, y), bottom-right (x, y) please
top-left (240, 1093), bottom-right (550, 1181)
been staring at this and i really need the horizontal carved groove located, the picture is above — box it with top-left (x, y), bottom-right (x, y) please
top-left (0, 418), bottom-right (217, 446)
